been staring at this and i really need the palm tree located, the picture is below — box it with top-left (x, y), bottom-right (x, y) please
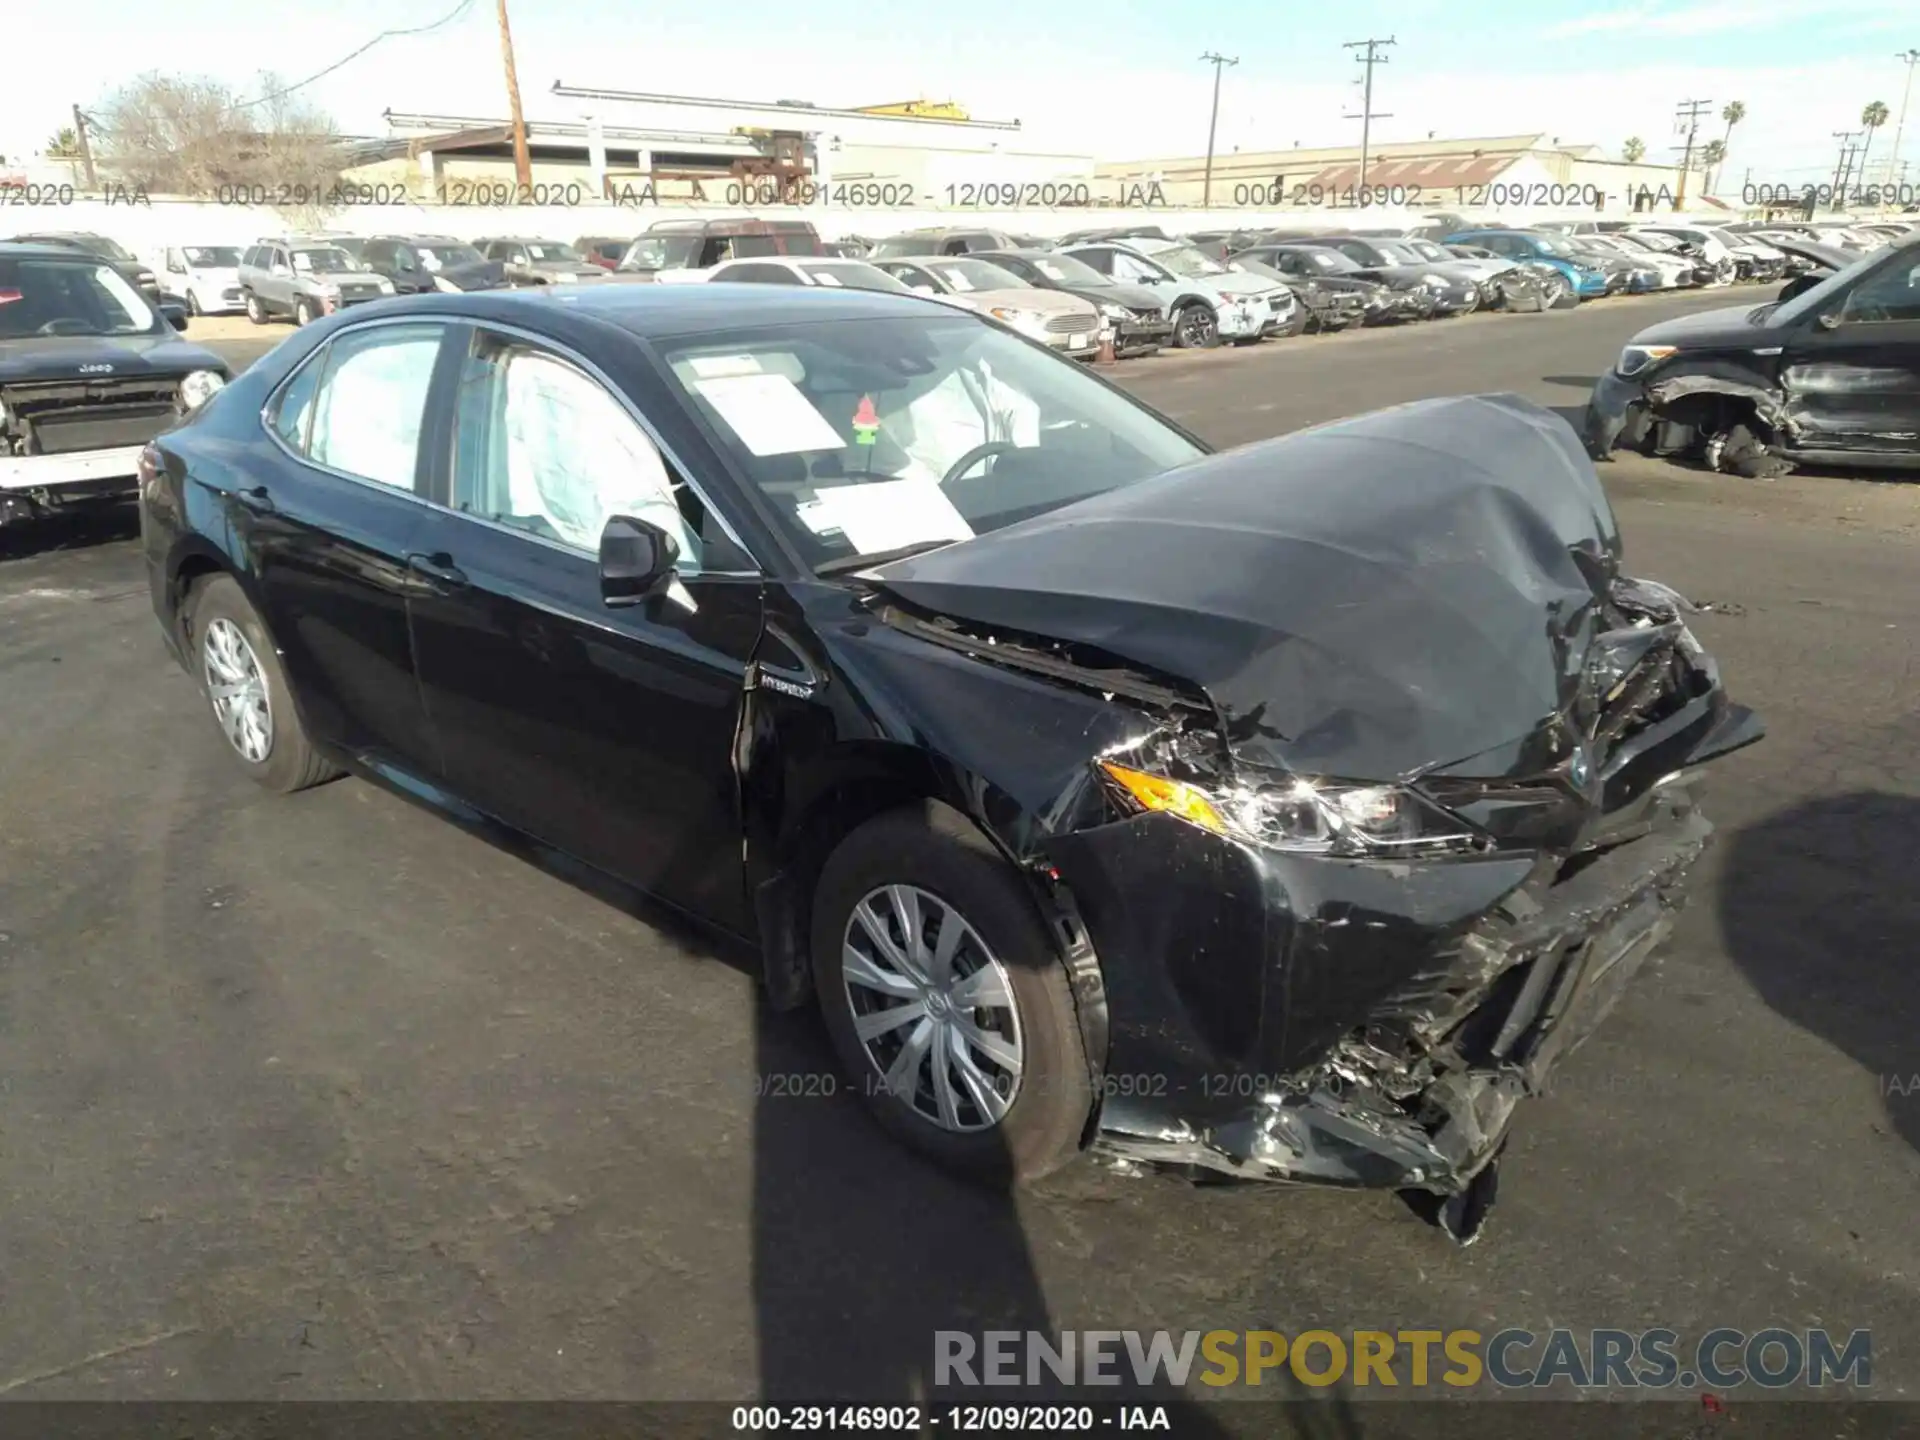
top-left (1858, 100), bottom-right (1891, 200)
top-left (1719, 101), bottom-right (1746, 168)
top-left (1623, 136), bottom-right (1646, 162)
top-left (1699, 139), bottom-right (1727, 195)
top-left (44, 125), bottom-right (79, 158)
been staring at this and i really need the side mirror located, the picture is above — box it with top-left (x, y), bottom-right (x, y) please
top-left (1815, 311), bottom-right (1843, 331)
top-left (599, 514), bottom-right (679, 607)
top-left (159, 302), bottom-right (189, 332)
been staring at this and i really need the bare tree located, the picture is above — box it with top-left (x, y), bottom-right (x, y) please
top-left (90, 71), bottom-right (347, 197)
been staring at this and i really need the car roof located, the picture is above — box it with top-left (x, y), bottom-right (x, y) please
top-left (0, 241), bottom-right (112, 260)
top-left (388, 283), bottom-right (947, 340)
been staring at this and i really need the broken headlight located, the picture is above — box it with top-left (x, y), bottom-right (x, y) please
top-left (179, 370), bottom-right (226, 410)
top-left (1099, 762), bottom-right (1482, 858)
top-left (1616, 344), bottom-right (1677, 377)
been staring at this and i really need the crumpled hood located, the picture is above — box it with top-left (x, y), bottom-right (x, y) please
top-left (871, 393), bottom-right (1622, 783)
top-left (0, 333), bottom-right (227, 383)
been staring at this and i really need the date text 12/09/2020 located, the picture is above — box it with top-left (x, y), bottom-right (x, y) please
top-left (196, 177), bottom-right (1628, 211)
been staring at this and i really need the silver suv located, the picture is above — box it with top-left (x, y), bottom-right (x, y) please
top-left (238, 240), bottom-right (393, 326)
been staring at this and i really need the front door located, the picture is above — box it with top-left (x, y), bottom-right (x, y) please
top-left (244, 319), bottom-right (453, 770)
top-left (1781, 249), bottom-right (1920, 454)
top-left (404, 326), bottom-right (763, 931)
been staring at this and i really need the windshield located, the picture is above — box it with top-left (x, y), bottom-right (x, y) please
top-left (76, 234), bottom-right (135, 262)
top-left (1628, 232), bottom-right (1681, 252)
top-left (924, 258), bottom-right (1026, 292)
top-left (1296, 248), bottom-right (1361, 274)
top-left (292, 247), bottom-right (356, 274)
top-left (1029, 254), bottom-right (1106, 286)
top-left (1771, 243), bottom-right (1898, 326)
top-left (799, 262), bottom-right (911, 292)
top-left (619, 235), bottom-right (700, 271)
top-left (1525, 234), bottom-right (1571, 257)
top-left (1230, 257), bottom-right (1290, 284)
top-left (417, 243), bottom-right (484, 271)
top-left (522, 242), bottom-right (580, 262)
top-left (658, 315), bottom-right (1204, 570)
top-left (183, 246), bottom-right (242, 267)
top-left (0, 257), bottom-right (157, 339)
top-left (1405, 240), bottom-right (1448, 261)
top-left (1375, 240), bottom-right (1428, 264)
top-left (1143, 243), bottom-right (1230, 277)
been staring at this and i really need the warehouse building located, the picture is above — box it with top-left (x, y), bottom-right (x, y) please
top-left (1096, 134), bottom-right (1695, 213)
top-left (342, 88), bottom-right (1094, 202)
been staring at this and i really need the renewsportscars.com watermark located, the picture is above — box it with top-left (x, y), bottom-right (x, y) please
top-left (935, 1328), bottom-right (1873, 1391)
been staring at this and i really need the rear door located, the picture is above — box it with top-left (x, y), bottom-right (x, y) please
top-left (245, 319), bottom-right (455, 770)
top-left (1781, 249), bottom-right (1920, 453)
top-left (402, 324), bottom-right (765, 929)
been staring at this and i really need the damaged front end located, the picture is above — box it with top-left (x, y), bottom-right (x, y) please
top-left (867, 394), bottom-right (1762, 1241)
top-left (1588, 365), bottom-right (1799, 478)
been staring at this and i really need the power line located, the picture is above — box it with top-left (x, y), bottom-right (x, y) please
top-left (1198, 52), bottom-right (1239, 208)
top-left (1342, 36), bottom-right (1396, 190)
top-left (1670, 97), bottom-right (1711, 209)
top-left (1887, 49), bottom-right (1920, 189)
top-left (225, 0), bottom-right (480, 112)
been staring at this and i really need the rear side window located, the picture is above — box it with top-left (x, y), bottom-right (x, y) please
top-left (270, 351), bottom-right (325, 452)
top-left (302, 323), bottom-right (446, 490)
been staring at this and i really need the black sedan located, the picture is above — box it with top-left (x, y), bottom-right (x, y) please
top-left (969, 248), bottom-right (1175, 355)
top-left (139, 285), bottom-right (1760, 1241)
top-left (1307, 236), bottom-right (1483, 314)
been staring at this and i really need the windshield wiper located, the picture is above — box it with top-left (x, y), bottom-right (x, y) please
top-left (816, 538), bottom-right (960, 576)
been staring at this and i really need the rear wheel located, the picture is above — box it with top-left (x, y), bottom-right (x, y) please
top-left (244, 293), bottom-right (266, 325)
top-left (1172, 302), bottom-right (1219, 349)
top-left (811, 809), bottom-right (1092, 1185)
top-left (188, 575), bottom-right (341, 793)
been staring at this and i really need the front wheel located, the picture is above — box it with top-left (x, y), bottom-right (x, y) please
top-left (187, 290), bottom-right (203, 317)
top-left (294, 298), bottom-right (315, 327)
top-left (811, 808), bottom-right (1093, 1185)
top-left (1172, 302), bottom-right (1219, 349)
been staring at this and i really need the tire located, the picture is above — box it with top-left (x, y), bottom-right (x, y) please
top-left (245, 292), bottom-right (266, 325)
top-left (187, 290), bottom-right (203, 317)
top-left (187, 575), bottom-right (342, 794)
top-left (1171, 301), bottom-right (1219, 349)
top-left (294, 298), bottom-right (315, 327)
top-left (811, 807), bottom-right (1093, 1186)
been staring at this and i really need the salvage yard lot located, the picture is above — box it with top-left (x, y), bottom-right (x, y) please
top-left (2, 291), bottom-right (1916, 1417)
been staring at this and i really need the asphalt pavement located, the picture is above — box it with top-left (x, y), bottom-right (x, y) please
top-left (2, 291), bottom-right (1915, 1422)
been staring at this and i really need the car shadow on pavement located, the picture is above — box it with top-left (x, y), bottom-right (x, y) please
top-left (1539, 375), bottom-right (1600, 390)
top-left (1718, 791), bottom-right (1920, 1158)
top-left (749, 1007), bottom-right (1243, 1432)
top-left (0, 503), bottom-right (139, 562)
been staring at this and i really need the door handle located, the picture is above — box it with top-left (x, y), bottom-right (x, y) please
top-left (232, 484), bottom-right (274, 512)
top-left (406, 552), bottom-right (469, 588)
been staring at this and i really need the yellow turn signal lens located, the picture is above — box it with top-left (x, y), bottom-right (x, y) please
top-left (1098, 761), bottom-right (1228, 835)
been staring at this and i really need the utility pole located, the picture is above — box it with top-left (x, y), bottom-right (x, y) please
top-left (1830, 130), bottom-right (1861, 210)
top-left (1670, 98), bottom-right (1712, 210)
top-left (1342, 36), bottom-right (1397, 191)
top-left (1888, 49), bottom-right (1919, 189)
top-left (1198, 52), bottom-right (1239, 207)
top-left (70, 104), bottom-right (97, 190)
top-left (496, 0), bottom-right (533, 191)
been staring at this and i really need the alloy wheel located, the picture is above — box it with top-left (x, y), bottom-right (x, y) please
top-left (840, 884), bottom-right (1024, 1132)
top-left (1178, 305), bottom-right (1217, 348)
top-left (202, 617), bottom-right (274, 764)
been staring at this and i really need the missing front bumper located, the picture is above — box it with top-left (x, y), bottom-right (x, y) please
top-left (1057, 787), bottom-right (1714, 1197)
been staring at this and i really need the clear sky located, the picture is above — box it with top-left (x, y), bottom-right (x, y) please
top-left (7, 0), bottom-right (1916, 188)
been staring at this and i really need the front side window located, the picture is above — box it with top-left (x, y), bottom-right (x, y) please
top-left (304, 323), bottom-right (444, 489)
top-left (0, 258), bottom-right (156, 339)
top-left (1109, 252), bottom-right (1169, 284)
top-left (1837, 256), bottom-right (1920, 324)
top-left (452, 339), bottom-right (705, 569)
top-left (659, 314), bottom-right (1204, 570)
